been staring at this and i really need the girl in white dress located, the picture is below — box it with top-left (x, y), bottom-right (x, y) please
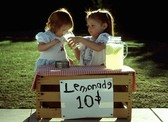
top-left (68, 8), bottom-right (115, 66)
top-left (34, 8), bottom-right (74, 71)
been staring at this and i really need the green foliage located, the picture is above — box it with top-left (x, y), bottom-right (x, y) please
top-left (0, 40), bottom-right (168, 108)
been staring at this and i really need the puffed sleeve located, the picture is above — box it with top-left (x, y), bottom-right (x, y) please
top-left (96, 33), bottom-right (110, 44)
top-left (35, 32), bottom-right (50, 43)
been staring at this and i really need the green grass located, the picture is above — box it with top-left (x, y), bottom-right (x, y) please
top-left (0, 40), bottom-right (168, 108)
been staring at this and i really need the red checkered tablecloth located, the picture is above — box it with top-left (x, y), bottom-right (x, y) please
top-left (36, 65), bottom-right (135, 75)
top-left (31, 65), bottom-right (136, 91)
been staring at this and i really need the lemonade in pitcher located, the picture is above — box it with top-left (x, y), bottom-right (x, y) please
top-left (105, 37), bottom-right (128, 70)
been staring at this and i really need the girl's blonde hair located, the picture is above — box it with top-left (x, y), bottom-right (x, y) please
top-left (86, 8), bottom-right (114, 36)
top-left (45, 8), bottom-right (74, 33)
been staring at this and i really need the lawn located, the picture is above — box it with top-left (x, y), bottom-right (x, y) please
top-left (0, 40), bottom-right (168, 108)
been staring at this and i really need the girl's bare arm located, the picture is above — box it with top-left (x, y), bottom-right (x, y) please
top-left (73, 47), bottom-right (80, 60)
top-left (38, 39), bottom-right (60, 51)
top-left (69, 37), bottom-right (106, 52)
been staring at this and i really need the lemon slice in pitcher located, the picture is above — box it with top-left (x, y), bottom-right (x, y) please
top-left (106, 45), bottom-right (113, 55)
top-left (113, 45), bottom-right (122, 54)
top-left (106, 44), bottom-right (122, 55)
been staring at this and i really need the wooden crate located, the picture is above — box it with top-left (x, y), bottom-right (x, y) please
top-left (36, 73), bottom-right (133, 120)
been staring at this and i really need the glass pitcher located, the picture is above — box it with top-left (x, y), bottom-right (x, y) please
top-left (105, 36), bottom-right (128, 70)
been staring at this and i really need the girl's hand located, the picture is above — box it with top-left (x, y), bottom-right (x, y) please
top-left (53, 39), bottom-right (61, 45)
top-left (68, 37), bottom-right (81, 49)
top-left (68, 58), bottom-right (74, 65)
top-left (38, 39), bottom-right (60, 51)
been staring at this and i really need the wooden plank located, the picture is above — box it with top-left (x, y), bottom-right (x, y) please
top-left (36, 92), bottom-right (131, 102)
top-left (37, 108), bottom-right (131, 119)
top-left (114, 92), bottom-right (132, 102)
top-left (38, 108), bottom-right (61, 118)
top-left (113, 108), bottom-right (131, 119)
top-left (37, 92), bottom-right (60, 101)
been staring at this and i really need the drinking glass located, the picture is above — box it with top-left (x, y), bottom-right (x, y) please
top-left (63, 31), bottom-right (79, 49)
top-left (63, 31), bottom-right (75, 42)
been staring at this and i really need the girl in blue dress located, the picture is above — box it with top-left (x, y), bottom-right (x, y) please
top-left (68, 8), bottom-right (115, 66)
top-left (34, 8), bottom-right (74, 71)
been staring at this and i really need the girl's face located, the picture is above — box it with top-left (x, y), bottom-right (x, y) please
top-left (55, 24), bottom-right (72, 37)
top-left (86, 18), bottom-right (107, 40)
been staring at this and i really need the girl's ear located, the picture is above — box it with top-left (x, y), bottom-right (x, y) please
top-left (103, 23), bottom-right (108, 30)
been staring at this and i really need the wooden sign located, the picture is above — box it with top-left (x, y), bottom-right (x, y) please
top-left (60, 78), bottom-right (114, 119)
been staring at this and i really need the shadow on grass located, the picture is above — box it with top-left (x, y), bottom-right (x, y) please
top-left (128, 41), bottom-right (168, 77)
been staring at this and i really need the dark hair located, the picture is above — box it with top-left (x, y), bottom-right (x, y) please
top-left (86, 8), bottom-right (114, 36)
top-left (45, 8), bottom-right (74, 33)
